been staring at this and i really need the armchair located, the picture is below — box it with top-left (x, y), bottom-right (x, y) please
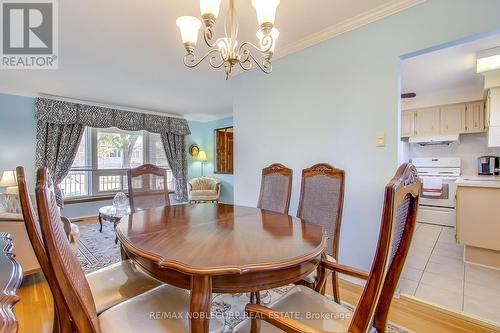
top-left (188, 177), bottom-right (221, 203)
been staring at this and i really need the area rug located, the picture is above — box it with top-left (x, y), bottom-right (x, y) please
top-left (77, 222), bottom-right (414, 333)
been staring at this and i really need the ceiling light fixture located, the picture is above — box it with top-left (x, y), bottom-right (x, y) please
top-left (176, 0), bottom-right (280, 80)
top-left (477, 46), bottom-right (500, 73)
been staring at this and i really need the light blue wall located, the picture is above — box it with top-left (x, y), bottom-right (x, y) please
top-left (0, 92), bottom-right (231, 217)
top-left (0, 93), bottom-right (37, 189)
top-left (232, 0), bottom-right (500, 271)
top-left (187, 117), bottom-right (234, 203)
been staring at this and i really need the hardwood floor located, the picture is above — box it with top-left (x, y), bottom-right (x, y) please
top-left (14, 272), bottom-right (500, 333)
top-left (14, 272), bottom-right (55, 333)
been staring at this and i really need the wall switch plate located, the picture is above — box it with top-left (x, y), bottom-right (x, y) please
top-left (376, 133), bottom-right (385, 147)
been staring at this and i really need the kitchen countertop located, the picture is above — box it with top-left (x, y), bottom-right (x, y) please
top-left (456, 175), bottom-right (500, 188)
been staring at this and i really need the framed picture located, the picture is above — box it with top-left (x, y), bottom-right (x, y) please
top-left (189, 144), bottom-right (200, 157)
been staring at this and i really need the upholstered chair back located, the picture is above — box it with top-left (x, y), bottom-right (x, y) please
top-left (127, 164), bottom-right (170, 213)
top-left (189, 177), bottom-right (219, 191)
top-left (257, 164), bottom-right (293, 214)
top-left (349, 163), bottom-right (420, 333)
top-left (36, 168), bottom-right (100, 333)
top-left (297, 164), bottom-right (345, 259)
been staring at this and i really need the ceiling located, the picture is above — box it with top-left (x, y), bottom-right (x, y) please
top-left (402, 33), bottom-right (500, 106)
top-left (0, 0), bottom-right (423, 121)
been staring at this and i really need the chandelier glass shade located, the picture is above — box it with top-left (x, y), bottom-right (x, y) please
top-left (176, 0), bottom-right (280, 80)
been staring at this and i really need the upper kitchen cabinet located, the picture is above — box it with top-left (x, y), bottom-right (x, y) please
top-left (487, 88), bottom-right (500, 147)
top-left (401, 100), bottom-right (486, 139)
top-left (415, 107), bottom-right (440, 136)
top-left (401, 110), bottom-right (415, 137)
top-left (465, 101), bottom-right (485, 133)
top-left (441, 104), bottom-right (466, 134)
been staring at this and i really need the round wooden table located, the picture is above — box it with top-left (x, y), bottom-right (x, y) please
top-left (116, 203), bottom-right (326, 333)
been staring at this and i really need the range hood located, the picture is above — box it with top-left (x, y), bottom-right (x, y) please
top-left (409, 134), bottom-right (460, 146)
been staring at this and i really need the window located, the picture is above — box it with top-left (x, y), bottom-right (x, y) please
top-left (60, 128), bottom-right (173, 199)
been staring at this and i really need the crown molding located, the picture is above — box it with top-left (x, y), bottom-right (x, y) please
top-left (274, 0), bottom-right (427, 60)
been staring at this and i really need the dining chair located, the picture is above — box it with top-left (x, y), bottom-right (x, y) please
top-left (296, 163), bottom-right (345, 301)
top-left (16, 166), bottom-right (71, 333)
top-left (127, 164), bottom-right (170, 213)
top-left (234, 163), bottom-right (420, 333)
top-left (17, 167), bottom-right (162, 332)
top-left (35, 168), bottom-right (223, 333)
top-left (257, 163), bottom-right (293, 214)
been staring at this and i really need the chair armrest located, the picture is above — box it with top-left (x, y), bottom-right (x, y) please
top-left (245, 304), bottom-right (334, 333)
top-left (321, 259), bottom-right (369, 280)
top-left (60, 216), bottom-right (72, 238)
top-left (188, 183), bottom-right (193, 192)
top-left (216, 183), bottom-right (221, 196)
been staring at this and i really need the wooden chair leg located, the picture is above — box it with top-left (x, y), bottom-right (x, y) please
top-left (332, 271), bottom-right (341, 303)
top-left (250, 292), bottom-right (261, 304)
top-left (120, 245), bottom-right (129, 260)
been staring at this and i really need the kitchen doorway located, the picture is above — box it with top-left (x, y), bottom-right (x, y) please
top-left (398, 31), bottom-right (500, 326)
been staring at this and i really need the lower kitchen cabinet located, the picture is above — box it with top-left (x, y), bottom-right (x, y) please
top-left (456, 183), bottom-right (500, 269)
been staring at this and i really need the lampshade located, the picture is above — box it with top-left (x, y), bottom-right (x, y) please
top-left (0, 171), bottom-right (16, 187)
top-left (197, 151), bottom-right (208, 161)
top-left (252, 0), bottom-right (280, 26)
top-left (176, 16), bottom-right (202, 46)
top-left (477, 46), bottom-right (500, 73)
top-left (257, 28), bottom-right (279, 53)
top-left (200, 0), bottom-right (221, 18)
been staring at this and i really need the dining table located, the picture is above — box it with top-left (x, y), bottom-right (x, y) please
top-left (116, 203), bottom-right (326, 333)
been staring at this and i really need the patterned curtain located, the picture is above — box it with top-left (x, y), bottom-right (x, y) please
top-left (161, 133), bottom-right (188, 202)
top-left (35, 121), bottom-right (85, 207)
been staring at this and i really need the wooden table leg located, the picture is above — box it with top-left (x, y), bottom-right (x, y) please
top-left (113, 221), bottom-right (118, 244)
top-left (98, 213), bottom-right (103, 232)
top-left (190, 275), bottom-right (212, 333)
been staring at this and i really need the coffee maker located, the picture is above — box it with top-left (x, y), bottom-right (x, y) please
top-left (478, 156), bottom-right (499, 175)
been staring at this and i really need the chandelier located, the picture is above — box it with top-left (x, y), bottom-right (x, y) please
top-left (176, 0), bottom-right (280, 80)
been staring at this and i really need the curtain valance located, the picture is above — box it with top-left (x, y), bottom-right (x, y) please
top-left (35, 97), bottom-right (191, 136)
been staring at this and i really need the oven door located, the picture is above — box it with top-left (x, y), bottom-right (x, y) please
top-left (419, 179), bottom-right (457, 208)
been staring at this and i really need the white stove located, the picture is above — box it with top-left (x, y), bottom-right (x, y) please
top-left (412, 157), bottom-right (461, 227)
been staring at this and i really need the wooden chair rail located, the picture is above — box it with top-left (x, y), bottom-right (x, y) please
top-left (0, 232), bottom-right (23, 333)
top-left (320, 260), bottom-right (370, 280)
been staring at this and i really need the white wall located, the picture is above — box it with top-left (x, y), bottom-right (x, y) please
top-left (402, 89), bottom-right (485, 110)
top-left (232, 0), bottom-right (500, 271)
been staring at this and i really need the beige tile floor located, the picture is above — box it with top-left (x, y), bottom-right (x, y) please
top-left (400, 223), bottom-right (500, 324)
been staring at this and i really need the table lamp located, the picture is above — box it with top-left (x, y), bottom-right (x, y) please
top-left (197, 151), bottom-right (207, 176)
top-left (0, 170), bottom-right (18, 194)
